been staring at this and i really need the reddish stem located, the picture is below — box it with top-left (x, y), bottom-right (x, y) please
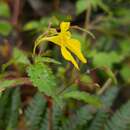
top-left (11, 0), bottom-right (20, 26)
top-left (45, 96), bottom-right (53, 130)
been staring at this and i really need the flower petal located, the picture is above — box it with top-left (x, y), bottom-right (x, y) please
top-left (66, 38), bottom-right (87, 63)
top-left (61, 46), bottom-right (79, 69)
top-left (60, 22), bottom-right (70, 32)
top-left (33, 35), bottom-right (61, 54)
top-left (45, 36), bottom-right (61, 46)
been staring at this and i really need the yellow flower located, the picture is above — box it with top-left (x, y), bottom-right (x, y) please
top-left (33, 22), bottom-right (87, 69)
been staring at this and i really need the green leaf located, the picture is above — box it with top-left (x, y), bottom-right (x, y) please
top-left (27, 63), bottom-right (57, 96)
top-left (0, 2), bottom-right (10, 18)
top-left (35, 56), bottom-right (61, 65)
top-left (23, 21), bottom-right (39, 31)
top-left (62, 91), bottom-right (101, 106)
top-left (13, 48), bottom-right (30, 65)
top-left (76, 0), bottom-right (88, 15)
top-left (0, 79), bottom-right (29, 91)
top-left (120, 39), bottom-right (130, 56)
top-left (120, 65), bottom-right (130, 83)
top-left (0, 80), bottom-right (16, 91)
top-left (76, 0), bottom-right (110, 15)
top-left (93, 52), bottom-right (121, 68)
top-left (0, 21), bottom-right (12, 36)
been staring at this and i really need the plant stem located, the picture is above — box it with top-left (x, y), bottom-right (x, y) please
top-left (47, 97), bottom-right (53, 130)
top-left (11, 0), bottom-right (20, 26)
top-left (97, 78), bottom-right (112, 95)
top-left (83, 4), bottom-right (91, 38)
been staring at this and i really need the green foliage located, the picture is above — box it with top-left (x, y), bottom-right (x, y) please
top-left (88, 110), bottom-right (109, 130)
top-left (0, 78), bottom-right (30, 91)
top-left (62, 91), bottom-right (101, 107)
top-left (0, 0), bottom-right (130, 130)
top-left (25, 92), bottom-right (47, 130)
top-left (6, 88), bottom-right (21, 130)
top-left (101, 87), bottom-right (119, 108)
top-left (105, 101), bottom-right (130, 130)
top-left (88, 87), bottom-right (119, 130)
top-left (35, 56), bottom-right (61, 65)
top-left (120, 65), bottom-right (130, 83)
top-left (27, 63), bottom-right (57, 96)
top-left (39, 112), bottom-right (48, 130)
top-left (76, 0), bottom-right (110, 14)
top-left (23, 17), bottom-right (59, 31)
top-left (92, 52), bottom-right (121, 68)
top-left (120, 39), bottom-right (130, 56)
top-left (0, 2), bottom-right (10, 18)
top-left (61, 106), bottom-right (93, 130)
top-left (0, 80), bottom-right (17, 90)
top-left (0, 21), bottom-right (12, 36)
top-left (0, 89), bottom-right (12, 129)
top-left (12, 48), bottom-right (30, 65)
top-left (0, 86), bottom-right (130, 130)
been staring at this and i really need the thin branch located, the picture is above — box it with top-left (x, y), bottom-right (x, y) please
top-left (97, 78), bottom-right (112, 95)
top-left (83, 5), bottom-right (91, 38)
top-left (45, 96), bottom-right (53, 130)
top-left (11, 0), bottom-right (20, 26)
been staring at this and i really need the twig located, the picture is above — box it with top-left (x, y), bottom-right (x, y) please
top-left (97, 78), bottom-right (112, 95)
top-left (71, 25), bottom-right (95, 39)
top-left (45, 96), bottom-right (53, 130)
top-left (11, 0), bottom-right (20, 26)
top-left (83, 4), bottom-right (91, 38)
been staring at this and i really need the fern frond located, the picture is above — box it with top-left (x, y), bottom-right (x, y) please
top-left (6, 88), bottom-right (21, 130)
top-left (88, 110), bottom-right (109, 130)
top-left (105, 100), bottom-right (130, 130)
top-left (101, 87), bottom-right (119, 108)
top-left (0, 89), bottom-right (12, 129)
top-left (25, 92), bottom-right (47, 130)
top-left (53, 104), bottom-right (64, 130)
top-left (61, 106), bottom-right (93, 130)
top-left (87, 87), bottom-right (119, 130)
top-left (39, 112), bottom-right (48, 130)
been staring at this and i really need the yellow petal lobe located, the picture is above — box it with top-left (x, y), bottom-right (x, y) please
top-left (60, 22), bottom-right (70, 32)
top-left (61, 46), bottom-right (79, 70)
top-left (33, 36), bottom-right (61, 55)
top-left (66, 38), bottom-right (87, 63)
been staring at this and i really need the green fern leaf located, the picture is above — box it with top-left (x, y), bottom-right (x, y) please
top-left (0, 89), bottom-right (12, 129)
top-left (101, 87), bottom-right (119, 108)
top-left (53, 104), bottom-right (64, 130)
top-left (105, 100), bottom-right (130, 130)
top-left (39, 111), bottom-right (48, 130)
top-left (6, 88), bottom-right (21, 130)
top-left (61, 106), bottom-right (93, 130)
top-left (25, 92), bottom-right (46, 130)
top-left (88, 87), bottom-right (119, 130)
top-left (88, 110), bottom-right (109, 130)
